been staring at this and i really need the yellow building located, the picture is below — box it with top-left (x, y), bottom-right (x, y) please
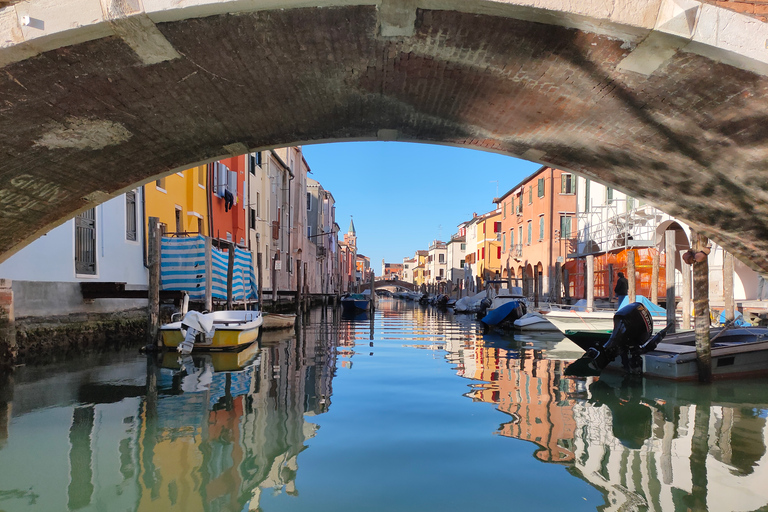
top-left (144, 165), bottom-right (209, 236)
top-left (477, 210), bottom-right (502, 284)
top-left (411, 250), bottom-right (428, 287)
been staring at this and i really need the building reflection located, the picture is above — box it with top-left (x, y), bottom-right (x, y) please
top-left (447, 334), bottom-right (579, 463)
top-left (0, 308), bottom-right (338, 512)
top-left (444, 330), bottom-right (768, 511)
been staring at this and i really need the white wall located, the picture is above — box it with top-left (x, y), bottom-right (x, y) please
top-left (0, 191), bottom-right (146, 285)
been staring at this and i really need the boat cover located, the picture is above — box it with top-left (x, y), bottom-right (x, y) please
top-left (618, 295), bottom-right (666, 316)
top-left (718, 309), bottom-right (751, 327)
top-left (482, 300), bottom-right (523, 326)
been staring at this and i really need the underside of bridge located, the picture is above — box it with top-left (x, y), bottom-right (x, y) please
top-left (1, 0), bottom-right (768, 269)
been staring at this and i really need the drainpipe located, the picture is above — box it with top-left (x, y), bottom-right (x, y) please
top-left (142, 184), bottom-right (148, 268)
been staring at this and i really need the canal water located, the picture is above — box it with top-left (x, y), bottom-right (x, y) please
top-left (1, 298), bottom-right (767, 511)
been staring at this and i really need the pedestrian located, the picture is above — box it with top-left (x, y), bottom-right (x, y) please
top-left (614, 271), bottom-right (628, 309)
top-left (758, 273), bottom-right (768, 301)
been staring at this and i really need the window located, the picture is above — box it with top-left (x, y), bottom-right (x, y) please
top-left (494, 221), bottom-right (501, 233)
top-left (497, 246), bottom-right (501, 259)
top-left (155, 176), bottom-right (166, 190)
top-left (75, 208), bottom-right (97, 275)
top-left (583, 179), bottom-right (591, 212)
top-left (509, 229), bottom-right (514, 250)
top-left (198, 166), bottom-right (206, 187)
top-left (627, 196), bottom-right (635, 211)
top-left (439, 254), bottom-right (445, 263)
top-left (561, 173), bottom-right (575, 194)
top-left (256, 192), bottom-right (260, 218)
top-left (481, 247), bottom-right (485, 260)
top-left (460, 243), bottom-right (466, 251)
top-left (518, 226), bottom-right (523, 247)
top-left (197, 217), bottom-right (204, 234)
top-left (503, 202), bottom-right (506, 218)
top-left (213, 162), bottom-right (237, 198)
top-left (439, 269), bottom-right (444, 278)
top-left (607, 187), bottom-right (614, 204)
top-left (125, 191), bottom-right (137, 241)
top-left (308, 226), bottom-right (312, 238)
top-left (249, 153), bottom-right (262, 175)
top-left (502, 233), bottom-right (506, 252)
top-left (539, 216), bottom-right (545, 241)
top-left (537, 178), bottom-right (545, 197)
top-left (527, 221), bottom-right (532, 245)
top-left (307, 192), bottom-right (311, 210)
top-left (175, 207), bottom-right (182, 233)
top-left (518, 193), bottom-right (523, 214)
top-left (460, 259), bottom-right (465, 267)
top-left (250, 208), bottom-right (256, 230)
top-left (560, 216), bottom-right (572, 238)
top-left (528, 186), bottom-right (532, 204)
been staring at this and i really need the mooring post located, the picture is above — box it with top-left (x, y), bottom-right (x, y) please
top-left (303, 262), bottom-right (309, 313)
top-left (226, 242), bottom-right (235, 310)
top-left (586, 255), bottom-right (594, 312)
top-left (723, 251), bottom-right (735, 324)
top-left (682, 255), bottom-right (692, 330)
top-left (296, 259), bottom-right (302, 315)
top-left (628, 250), bottom-right (636, 303)
top-left (533, 267), bottom-right (539, 308)
top-left (665, 230), bottom-right (676, 333)
top-left (692, 231), bottom-right (712, 383)
top-left (205, 236), bottom-right (213, 312)
top-left (272, 253), bottom-right (278, 306)
top-left (553, 261), bottom-right (562, 304)
top-left (257, 252), bottom-right (264, 311)
top-left (607, 263), bottom-right (614, 304)
top-left (147, 217), bottom-right (161, 347)
top-left (370, 273), bottom-right (375, 312)
top-left (651, 250), bottom-right (660, 305)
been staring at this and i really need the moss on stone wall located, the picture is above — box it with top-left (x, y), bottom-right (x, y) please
top-left (14, 310), bottom-right (147, 365)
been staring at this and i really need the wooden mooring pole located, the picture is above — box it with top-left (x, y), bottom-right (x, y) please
top-left (692, 231), bottom-right (712, 383)
top-left (665, 230), bottom-right (676, 333)
top-left (723, 251), bottom-right (735, 324)
top-left (226, 242), bottom-right (235, 310)
top-left (147, 217), bottom-right (161, 347)
top-left (257, 252), bottom-right (263, 311)
top-left (296, 259), bottom-right (302, 315)
top-left (628, 250), bottom-right (636, 303)
top-left (651, 250), bottom-right (660, 304)
top-left (586, 255), bottom-right (594, 312)
top-left (682, 256), bottom-right (692, 330)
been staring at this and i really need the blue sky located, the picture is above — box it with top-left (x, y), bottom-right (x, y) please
top-left (302, 142), bottom-right (540, 272)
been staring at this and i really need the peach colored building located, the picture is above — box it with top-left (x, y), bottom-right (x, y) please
top-left (496, 166), bottom-right (577, 300)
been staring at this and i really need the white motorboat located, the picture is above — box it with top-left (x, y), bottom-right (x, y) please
top-left (513, 311), bottom-right (558, 331)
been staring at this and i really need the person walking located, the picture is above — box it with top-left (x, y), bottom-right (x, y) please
top-left (614, 271), bottom-right (628, 309)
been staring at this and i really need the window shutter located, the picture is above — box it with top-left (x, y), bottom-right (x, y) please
top-left (497, 246), bottom-right (501, 259)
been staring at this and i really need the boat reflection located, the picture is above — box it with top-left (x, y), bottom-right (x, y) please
top-left (449, 329), bottom-right (768, 511)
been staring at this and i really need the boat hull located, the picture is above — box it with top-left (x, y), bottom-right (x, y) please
top-left (160, 310), bottom-right (262, 351)
top-left (341, 299), bottom-right (369, 313)
top-left (545, 309), bottom-right (668, 335)
top-left (262, 313), bottom-right (296, 330)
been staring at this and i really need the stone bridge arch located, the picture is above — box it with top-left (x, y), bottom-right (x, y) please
top-left (2, 0), bottom-right (768, 270)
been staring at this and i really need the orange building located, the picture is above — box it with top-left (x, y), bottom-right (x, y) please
top-left (496, 166), bottom-right (577, 298)
top-left (208, 156), bottom-right (247, 247)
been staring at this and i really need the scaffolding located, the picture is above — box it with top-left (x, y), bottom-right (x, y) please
top-left (572, 199), bottom-right (666, 257)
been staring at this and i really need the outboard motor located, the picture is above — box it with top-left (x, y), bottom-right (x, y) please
top-left (178, 311), bottom-right (214, 355)
top-left (565, 303), bottom-right (672, 377)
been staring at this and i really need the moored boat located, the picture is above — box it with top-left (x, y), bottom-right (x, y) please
top-left (341, 293), bottom-right (369, 314)
top-left (513, 311), bottom-right (559, 331)
top-left (262, 312), bottom-right (296, 330)
top-left (161, 310), bottom-right (263, 354)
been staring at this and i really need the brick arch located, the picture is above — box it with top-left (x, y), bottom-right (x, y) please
top-left (2, 0), bottom-right (768, 271)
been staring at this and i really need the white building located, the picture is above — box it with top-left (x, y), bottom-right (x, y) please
top-left (426, 240), bottom-right (447, 286)
top-left (0, 190), bottom-right (148, 317)
top-left (574, 176), bottom-right (760, 302)
top-left (446, 225), bottom-right (467, 290)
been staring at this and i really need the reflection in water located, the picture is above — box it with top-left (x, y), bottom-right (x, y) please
top-left (446, 324), bottom-right (768, 512)
top-left (0, 300), bottom-right (766, 511)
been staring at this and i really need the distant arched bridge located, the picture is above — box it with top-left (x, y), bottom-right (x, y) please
top-left (3, 1), bottom-right (768, 269)
top-left (360, 279), bottom-right (415, 292)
